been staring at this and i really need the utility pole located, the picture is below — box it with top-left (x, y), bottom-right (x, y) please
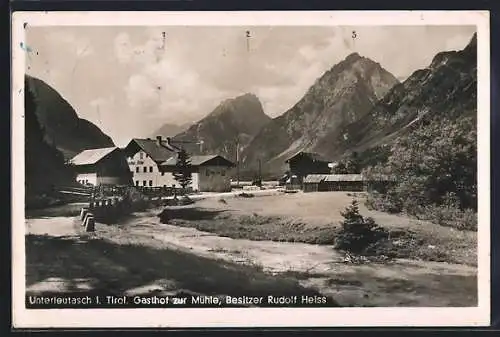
top-left (236, 138), bottom-right (240, 188)
top-left (258, 158), bottom-right (262, 186)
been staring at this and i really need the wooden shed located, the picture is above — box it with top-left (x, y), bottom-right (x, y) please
top-left (69, 147), bottom-right (132, 186)
top-left (303, 174), bottom-right (396, 192)
top-left (285, 152), bottom-right (331, 183)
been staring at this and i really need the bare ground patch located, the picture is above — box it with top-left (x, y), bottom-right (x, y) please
top-left (24, 191), bottom-right (478, 307)
top-left (26, 233), bottom-right (335, 306)
top-left (158, 193), bottom-right (477, 267)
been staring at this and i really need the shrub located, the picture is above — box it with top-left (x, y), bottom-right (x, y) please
top-left (238, 192), bottom-right (255, 198)
top-left (365, 191), bottom-right (402, 214)
top-left (335, 200), bottom-right (389, 255)
top-left (122, 187), bottom-right (149, 211)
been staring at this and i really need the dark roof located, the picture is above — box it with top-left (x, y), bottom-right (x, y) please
top-left (124, 138), bottom-right (180, 163)
top-left (69, 147), bottom-right (118, 166)
top-left (161, 155), bottom-right (235, 167)
top-left (285, 151), bottom-right (330, 163)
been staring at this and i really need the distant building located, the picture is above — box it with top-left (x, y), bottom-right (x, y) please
top-left (69, 147), bottom-right (132, 186)
top-left (123, 136), bottom-right (235, 192)
top-left (285, 151), bottom-right (331, 184)
top-left (303, 174), bottom-right (396, 193)
top-left (161, 155), bottom-right (235, 192)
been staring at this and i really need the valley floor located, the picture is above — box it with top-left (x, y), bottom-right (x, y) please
top-left (24, 191), bottom-right (477, 307)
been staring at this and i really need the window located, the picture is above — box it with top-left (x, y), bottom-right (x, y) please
top-left (135, 181), bottom-right (139, 186)
top-left (221, 170), bottom-right (225, 176)
top-left (143, 180), bottom-right (147, 186)
top-left (139, 152), bottom-right (144, 159)
top-left (149, 166), bottom-right (153, 173)
top-left (149, 180), bottom-right (153, 187)
top-left (143, 167), bottom-right (147, 173)
top-left (136, 167), bottom-right (139, 173)
top-left (206, 170), bottom-right (210, 177)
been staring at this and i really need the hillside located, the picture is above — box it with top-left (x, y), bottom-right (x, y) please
top-left (333, 33), bottom-right (477, 161)
top-left (173, 93), bottom-right (271, 161)
top-left (359, 33), bottom-right (477, 227)
top-left (25, 75), bottom-right (115, 159)
top-left (25, 77), bottom-right (77, 205)
top-left (240, 53), bottom-right (399, 175)
top-left (150, 122), bottom-right (191, 138)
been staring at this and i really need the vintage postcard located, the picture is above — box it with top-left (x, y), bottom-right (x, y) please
top-left (11, 11), bottom-right (490, 328)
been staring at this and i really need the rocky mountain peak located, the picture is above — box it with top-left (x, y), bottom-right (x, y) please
top-left (345, 52), bottom-right (362, 62)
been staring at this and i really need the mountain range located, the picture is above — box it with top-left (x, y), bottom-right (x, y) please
top-left (25, 75), bottom-right (115, 160)
top-left (167, 33), bottom-right (477, 178)
top-left (150, 122), bottom-right (191, 139)
top-left (240, 52), bottom-right (399, 174)
top-left (24, 32), bottom-right (477, 193)
top-left (329, 32), bottom-right (477, 160)
top-left (172, 93), bottom-right (271, 162)
top-left (24, 76), bottom-right (77, 201)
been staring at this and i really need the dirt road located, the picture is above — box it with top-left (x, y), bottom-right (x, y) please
top-left (25, 204), bottom-right (477, 307)
top-left (25, 214), bottom-right (331, 304)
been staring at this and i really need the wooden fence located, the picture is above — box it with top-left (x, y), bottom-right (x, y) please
top-left (57, 184), bottom-right (190, 201)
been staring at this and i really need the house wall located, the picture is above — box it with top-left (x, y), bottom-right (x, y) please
top-left (96, 149), bottom-right (133, 185)
top-left (127, 151), bottom-right (172, 187)
top-left (319, 181), bottom-right (365, 192)
top-left (197, 166), bottom-right (231, 192)
top-left (288, 157), bottom-right (330, 181)
top-left (303, 183), bottom-right (319, 193)
top-left (127, 150), bottom-right (201, 189)
top-left (76, 173), bottom-right (98, 186)
top-left (97, 176), bottom-right (123, 185)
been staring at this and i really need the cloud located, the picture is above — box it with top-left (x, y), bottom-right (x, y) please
top-left (26, 25), bottom-right (477, 146)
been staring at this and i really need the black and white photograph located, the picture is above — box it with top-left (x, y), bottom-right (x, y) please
top-left (11, 11), bottom-right (490, 328)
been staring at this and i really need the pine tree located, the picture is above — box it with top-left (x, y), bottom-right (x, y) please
top-left (172, 149), bottom-right (193, 195)
top-left (336, 199), bottom-right (387, 254)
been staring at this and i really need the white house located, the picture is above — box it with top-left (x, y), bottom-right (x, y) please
top-left (69, 147), bottom-right (132, 186)
top-left (123, 136), bottom-right (180, 188)
top-left (123, 136), bottom-right (235, 192)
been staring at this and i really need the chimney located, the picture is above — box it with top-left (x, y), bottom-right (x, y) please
top-left (156, 136), bottom-right (162, 147)
top-left (166, 137), bottom-right (172, 146)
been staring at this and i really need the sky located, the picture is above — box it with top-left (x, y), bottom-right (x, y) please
top-left (25, 25), bottom-right (476, 147)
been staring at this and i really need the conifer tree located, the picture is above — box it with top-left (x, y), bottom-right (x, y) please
top-left (172, 149), bottom-right (193, 195)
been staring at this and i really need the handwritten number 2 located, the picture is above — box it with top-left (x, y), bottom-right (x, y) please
top-left (246, 31), bottom-right (251, 38)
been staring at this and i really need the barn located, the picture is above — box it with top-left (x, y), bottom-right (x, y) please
top-left (69, 147), bottom-right (132, 186)
top-left (160, 155), bottom-right (235, 192)
top-left (303, 174), bottom-right (396, 192)
top-left (285, 151), bottom-right (331, 184)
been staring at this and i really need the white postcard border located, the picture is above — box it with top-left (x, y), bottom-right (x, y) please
top-left (11, 10), bottom-right (491, 328)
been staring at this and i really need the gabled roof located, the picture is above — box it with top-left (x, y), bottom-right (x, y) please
top-left (124, 138), bottom-right (180, 163)
top-left (285, 151), bottom-right (330, 163)
top-left (69, 147), bottom-right (118, 166)
top-left (161, 155), bottom-right (235, 167)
